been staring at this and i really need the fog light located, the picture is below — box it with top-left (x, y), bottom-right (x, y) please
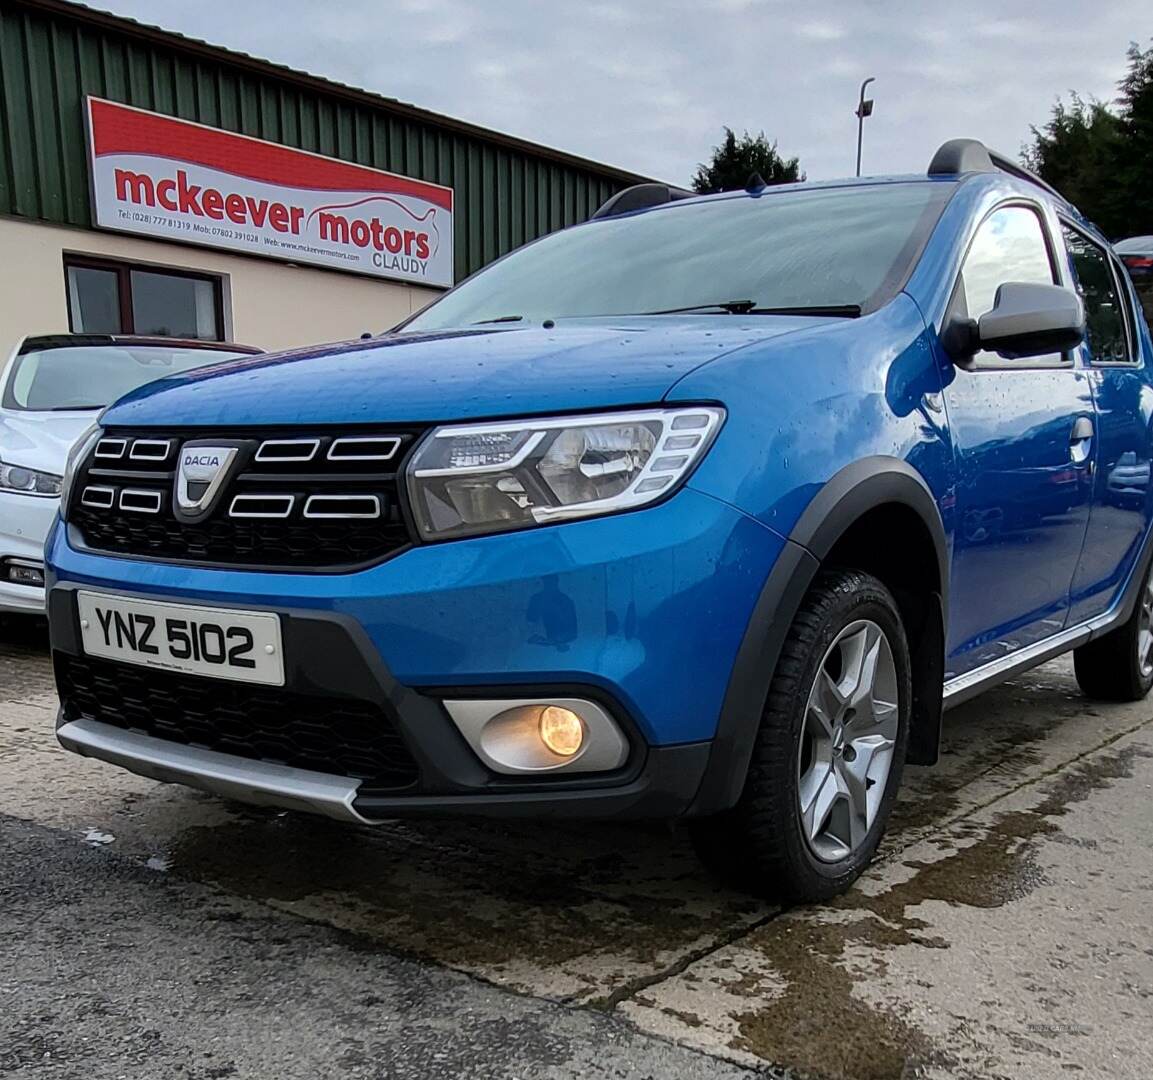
top-left (443, 696), bottom-right (629, 775)
top-left (4, 560), bottom-right (44, 587)
top-left (539, 706), bottom-right (584, 757)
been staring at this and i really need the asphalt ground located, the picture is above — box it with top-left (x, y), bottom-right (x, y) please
top-left (2, 612), bottom-right (1151, 1079)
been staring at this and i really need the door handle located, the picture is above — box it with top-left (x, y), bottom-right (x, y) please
top-left (1070, 417), bottom-right (1094, 442)
top-left (1070, 416), bottom-right (1094, 464)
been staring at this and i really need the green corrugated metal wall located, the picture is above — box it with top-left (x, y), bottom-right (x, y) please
top-left (0, 1), bottom-right (633, 282)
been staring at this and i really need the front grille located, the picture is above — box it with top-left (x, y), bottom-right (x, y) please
top-left (69, 426), bottom-right (423, 569)
top-left (56, 654), bottom-right (421, 792)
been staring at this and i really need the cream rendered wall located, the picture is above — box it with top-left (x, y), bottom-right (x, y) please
top-left (0, 215), bottom-right (440, 367)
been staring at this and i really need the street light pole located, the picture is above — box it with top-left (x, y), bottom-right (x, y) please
top-left (855, 77), bottom-right (876, 177)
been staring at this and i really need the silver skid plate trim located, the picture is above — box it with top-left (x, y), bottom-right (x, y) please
top-left (57, 718), bottom-right (376, 824)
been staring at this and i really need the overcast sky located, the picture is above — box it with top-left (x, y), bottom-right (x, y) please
top-left (95, 0), bottom-right (1146, 184)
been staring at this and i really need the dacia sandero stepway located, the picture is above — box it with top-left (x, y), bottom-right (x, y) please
top-left (47, 139), bottom-right (1153, 901)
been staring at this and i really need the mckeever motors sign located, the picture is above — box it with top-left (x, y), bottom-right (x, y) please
top-left (85, 98), bottom-right (455, 287)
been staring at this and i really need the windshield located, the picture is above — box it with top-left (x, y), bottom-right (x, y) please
top-left (405, 181), bottom-right (952, 331)
top-left (2, 344), bottom-right (250, 412)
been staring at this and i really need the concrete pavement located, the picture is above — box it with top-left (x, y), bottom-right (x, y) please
top-left (2, 615), bottom-right (1151, 1078)
top-left (0, 814), bottom-right (777, 1080)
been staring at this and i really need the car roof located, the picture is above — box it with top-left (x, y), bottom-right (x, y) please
top-left (593, 137), bottom-right (1099, 234)
top-left (18, 333), bottom-right (262, 354)
top-left (609, 173), bottom-right (950, 213)
top-left (588, 169), bottom-right (1104, 244)
top-left (1115, 236), bottom-right (1153, 254)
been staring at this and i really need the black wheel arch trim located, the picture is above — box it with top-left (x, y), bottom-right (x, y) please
top-left (789, 456), bottom-right (949, 610)
top-left (689, 457), bottom-right (949, 816)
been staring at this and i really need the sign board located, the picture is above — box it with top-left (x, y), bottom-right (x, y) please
top-left (85, 97), bottom-right (454, 288)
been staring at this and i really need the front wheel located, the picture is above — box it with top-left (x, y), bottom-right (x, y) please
top-left (691, 569), bottom-right (911, 902)
top-left (1073, 557), bottom-right (1153, 702)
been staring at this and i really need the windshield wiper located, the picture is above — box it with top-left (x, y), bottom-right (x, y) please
top-left (747, 304), bottom-right (862, 318)
top-left (643, 300), bottom-right (758, 315)
top-left (638, 301), bottom-right (862, 318)
top-left (472, 303), bottom-right (863, 324)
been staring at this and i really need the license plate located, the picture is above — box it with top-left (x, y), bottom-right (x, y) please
top-left (76, 591), bottom-right (285, 686)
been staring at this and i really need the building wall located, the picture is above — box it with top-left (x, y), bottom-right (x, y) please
top-left (0, 0), bottom-right (640, 284)
top-left (0, 215), bottom-right (437, 362)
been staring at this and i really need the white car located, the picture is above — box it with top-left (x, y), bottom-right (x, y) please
top-left (0, 334), bottom-right (260, 614)
top-left (1115, 234), bottom-right (1153, 276)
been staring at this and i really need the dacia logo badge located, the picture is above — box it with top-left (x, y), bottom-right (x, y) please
top-left (174, 443), bottom-right (239, 520)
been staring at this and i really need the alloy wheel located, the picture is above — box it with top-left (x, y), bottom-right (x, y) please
top-left (797, 618), bottom-right (899, 863)
top-left (1138, 568), bottom-right (1153, 679)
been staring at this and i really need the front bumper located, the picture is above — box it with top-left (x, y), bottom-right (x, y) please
top-left (58, 717), bottom-right (377, 822)
top-left (0, 491), bottom-right (57, 613)
top-left (47, 489), bottom-right (787, 820)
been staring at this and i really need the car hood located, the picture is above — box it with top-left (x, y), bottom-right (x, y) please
top-left (100, 317), bottom-right (833, 427)
top-left (0, 410), bottom-right (95, 475)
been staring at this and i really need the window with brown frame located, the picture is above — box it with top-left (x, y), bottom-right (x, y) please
top-left (63, 256), bottom-right (225, 341)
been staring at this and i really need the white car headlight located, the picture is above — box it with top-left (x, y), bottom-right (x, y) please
top-left (406, 407), bottom-right (724, 540)
top-left (58, 423), bottom-right (102, 519)
top-left (0, 458), bottom-right (63, 497)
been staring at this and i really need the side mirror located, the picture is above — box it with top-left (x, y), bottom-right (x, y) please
top-left (946, 281), bottom-right (1085, 361)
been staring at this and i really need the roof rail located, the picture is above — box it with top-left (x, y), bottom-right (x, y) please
top-left (928, 138), bottom-right (1064, 201)
top-left (592, 182), bottom-right (694, 219)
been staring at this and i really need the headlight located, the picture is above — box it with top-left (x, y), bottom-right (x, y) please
top-left (0, 458), bottom-right (63, 497)
top-left (406, 406), bottom-right (724, 540)
top-left (59, 423), bottom-right (102, 519)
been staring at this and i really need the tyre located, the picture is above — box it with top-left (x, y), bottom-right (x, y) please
top-left (1073, 558), bottom-right (1153, 702)
top-left (691, 568), bottom-right (912, 903)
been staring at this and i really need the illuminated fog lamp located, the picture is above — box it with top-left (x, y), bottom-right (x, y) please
top-left (538, 705), bottom-right (584, 757)
top-left (443, 697), bottom-right (628, 774)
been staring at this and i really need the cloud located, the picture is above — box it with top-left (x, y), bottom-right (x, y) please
top-left (820, 56), bottom-right (867, 79)
top-left (94, 0), bottom-right (1144, 187)
top-left (972, 17), bottom-right (1040, 40)
top-left (794, 20), bottom-right (846, 42)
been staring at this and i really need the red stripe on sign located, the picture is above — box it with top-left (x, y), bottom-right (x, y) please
top-left (88, 99), bottom-right (453, 211)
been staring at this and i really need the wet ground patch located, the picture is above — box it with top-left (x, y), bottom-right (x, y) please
top-left (730, 918), bottom-right (937, 1080)
top-left (144, 808), bottom-right (770, 1001)
top-left (714, 742), bottom-right (1150, 1078)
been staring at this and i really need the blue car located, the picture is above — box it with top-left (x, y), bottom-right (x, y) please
top-left (46, 139), bottom-right (1153, 901)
